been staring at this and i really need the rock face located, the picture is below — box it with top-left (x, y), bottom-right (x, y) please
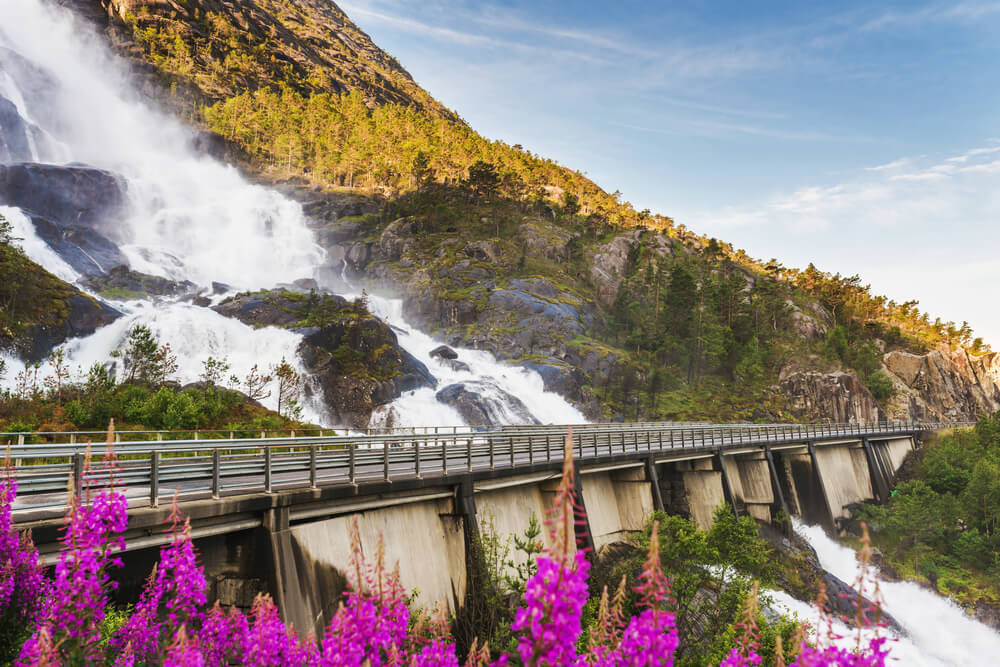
top-left (435, 381), bottom-right (540, 427)
top-left (0, 96), bottom-right (35, 163)
top-left (214, 290), bottom-right (435, 428)
top-left (779, 369), bottom-right (881, 424)
top-left (0, 163), bottom-right (130, 276)
top-left (0, 162), bottom-right (128, 230)
top-left (882, 348), bottom-right (1000, 421)
top-left (590, 231), bottom-right (641, 307)
top-left (22, 289), bottom-right (121, 362)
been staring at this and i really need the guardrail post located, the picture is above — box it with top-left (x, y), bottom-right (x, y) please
top-left (71, 452), bottom-right (84, 498)
top-left (349, 443), bottom-right (356, 485)
top-left (528, 435), bottom-right (534, 464)
top-left (211, 449), bottom-right (221, 499)
top-left (69, 434), bottom-right (76, 445)
top-left (310, 446), bottom-right (318, 488)
top-left (415, 441), bottom-right (422, 479)
top-left (467, 438), bottom-right (473, 472)
top-left (510, 436), bottom-right (515, 468)
top-left (157, 432), bottom-right (163, 441)
top-left (194, 430), bottom-right (199, 441)
top-left (544, 435), bottom-right (550, 463)
top-left (150, 450), bottom-right (160, 507)
top-left (442, 438), bottom-right (448, 476)
top-left (384, 441), bottom-right (391, 482)
top-left (17, 434), bottom-right (24, 446)
top-left (264, 447), bottom-right (272, 493)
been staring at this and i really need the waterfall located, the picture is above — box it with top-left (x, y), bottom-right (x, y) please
top-left (770, 521), bottom-right (1000, 665)
top-left (0, 0), bottom-right (583, 429)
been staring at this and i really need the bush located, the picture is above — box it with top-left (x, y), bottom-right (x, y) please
top-left (866, 370), bottom-right (894, 401)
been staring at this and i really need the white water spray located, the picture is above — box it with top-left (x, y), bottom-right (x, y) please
top-left (0, 0), bottom-right (323, 288)
top-left (779, 521), bottom-right (1000, 665)
top-left (361, 294), bottom-right (587, 427)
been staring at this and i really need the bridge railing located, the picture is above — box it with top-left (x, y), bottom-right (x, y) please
top-left (5, 421), bottom-right (968, 518)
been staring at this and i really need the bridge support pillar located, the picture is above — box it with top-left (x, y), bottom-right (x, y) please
top-left (806, 442), bottom-right (837, 533)
top-left (573, 461), bottom-right (597, 555)
top-left (862, 438), bottom-right (889, 504)
top-left (261, 505), bottom-right (311, 636)
top-left (713, 451), bottom-right (739, 518)
top-left (645, 457), bottom-right (665, 514)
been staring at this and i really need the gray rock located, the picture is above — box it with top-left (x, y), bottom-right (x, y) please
top-left (430, 345), bottom-right (458, 360)
top-left (0, 162), bottom-right (128, 233)
top-left (0, 96), bottom-right (33, 163)
top-left (29, 213), bottom-right (127, 277)
top-left (435, 381), bottom-right (540, 427)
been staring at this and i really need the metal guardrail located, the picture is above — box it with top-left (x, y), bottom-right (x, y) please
top-left (5, 421), bottom-right (968, 518)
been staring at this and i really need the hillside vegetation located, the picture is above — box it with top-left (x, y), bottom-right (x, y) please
top-left (78, 0), bottom-right (993, 422)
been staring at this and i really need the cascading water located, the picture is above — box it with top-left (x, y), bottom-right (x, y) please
top-left (0, 0), bottom-right (584, 429)
top-left (768, 521), bottom-right (1000, 666)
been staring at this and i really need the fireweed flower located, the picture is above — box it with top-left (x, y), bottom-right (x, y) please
top-left (0, 468), bottom-right (47, 633)
top-left (243, 593), bottom-right (318, 667)
top-left (19, 427), bottom-right (129, 665)
top-left (199, 602), bottom-right (249, 666)
top-left (113, 498), bottom-right (208, 661)
top-left (164, 627), bottom-right (207, 667)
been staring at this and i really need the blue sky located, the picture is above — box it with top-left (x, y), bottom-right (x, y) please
top-left (340, 0), bottom-right (1000, 345)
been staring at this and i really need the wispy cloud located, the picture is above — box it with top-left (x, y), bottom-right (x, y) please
top-left (611, 118), bottom-right (869, 143)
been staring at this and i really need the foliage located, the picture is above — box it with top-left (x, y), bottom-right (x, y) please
top-left (0, 328), bottom-right (302, 434)
top-left (857, 415), bottom-right (1000, 608)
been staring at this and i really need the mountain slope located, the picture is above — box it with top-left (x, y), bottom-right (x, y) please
top-left (67, 0), bottom-right (455, 118)
top-left (59, 0), bottom-right (999, 423)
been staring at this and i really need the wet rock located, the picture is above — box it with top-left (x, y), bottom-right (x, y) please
top-left (82, 265), bottom-right (195, 298)
top-left (869, 548), bottom-right (901, 582)
top-left (973, 598), bottom-right (1000, 631)
top-left (430, 345), bottom-right (458, 360)
top-left (0, 96), bottom-right (34, 163)
top-left (0, 162), bottom-right (128, 233)
top-left (28, 212), bottom-right (128, 277)
top-left (214, 289), bottom-right (434, 427)
top-left (435, 381), bottom-right (540, 427)
top-left (22, 290), bottom-right (121, 362)
top-left (438, 358), bottom-right (471, 373)
top-left (757, 522), bottom-right (903, 633)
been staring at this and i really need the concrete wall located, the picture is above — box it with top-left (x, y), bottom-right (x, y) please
top-left (285, 496), bottom-right (466, 635)
top-left (722, 454), bottom-right (774, 522)
top-left (475, 476), bottom-right (558, 553)
top-left (579, 467), bottom-right (654, 551)
top-left (681, 470), bottom-right (726, 530)
top-left (812, 443), bottom-right (874, 519)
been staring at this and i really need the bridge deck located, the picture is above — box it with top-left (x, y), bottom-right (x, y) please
top-left (4, 421), bottom-right (953, 526)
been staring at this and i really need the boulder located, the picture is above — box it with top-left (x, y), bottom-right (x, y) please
top-left (464, 239), bottom-right (502, 263)
top-left (435, 381), bottom-right (540, 427)
top-left (438, 358), bottom-right (471, 374)
top-left (516, 222), bottom-right (573, 262)
top-left (429, 345), bottom-right (458, 360)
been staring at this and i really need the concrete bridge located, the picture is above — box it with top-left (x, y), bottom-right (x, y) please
top-left (6, 421), bottom-right (959, 638)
